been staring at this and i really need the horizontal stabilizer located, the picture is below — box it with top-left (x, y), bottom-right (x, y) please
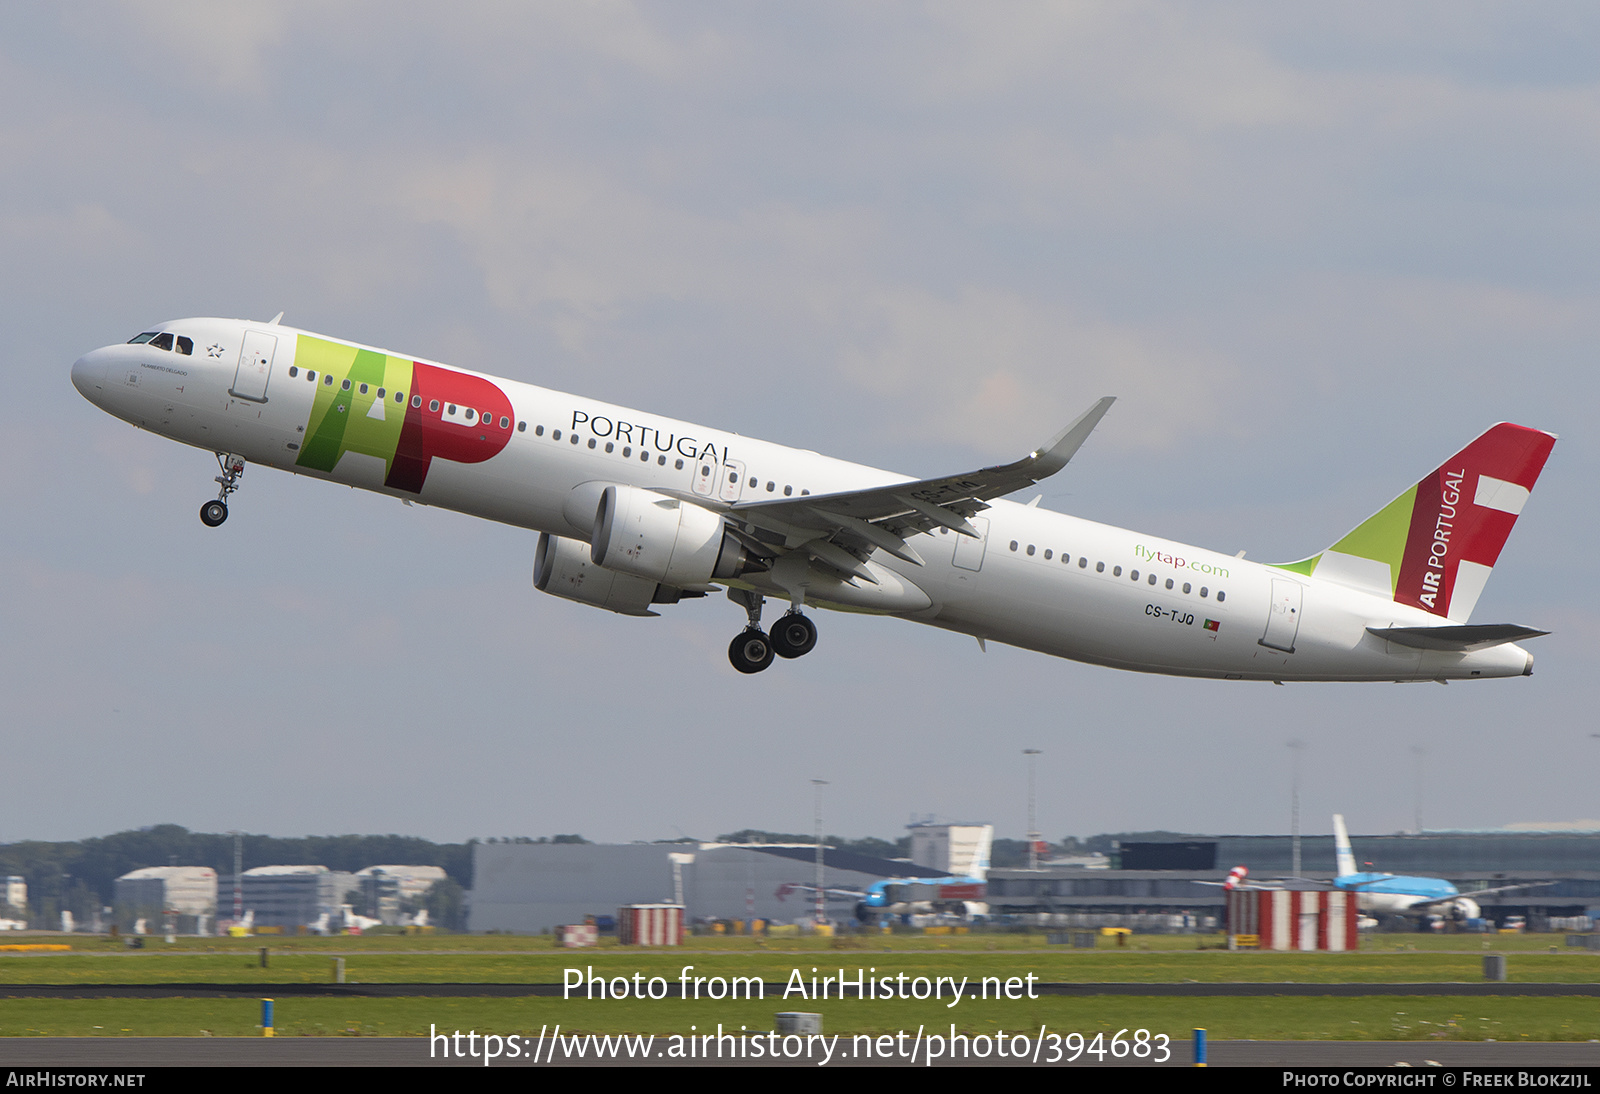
top-left (1367, 623), bottom-right (1549, 652)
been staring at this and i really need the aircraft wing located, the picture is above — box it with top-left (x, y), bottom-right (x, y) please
top-left (722, 397), bottom-right (1115, 577)
top-left (774, 882), bottom-right (868, 902)
top-left (1410, 881), bottom-right (1558, 909)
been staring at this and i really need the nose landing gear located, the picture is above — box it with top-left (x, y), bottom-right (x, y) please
top-left (725, 589), bottom-right (819, 673)
top-left (200, 453), bottom-right (245, 527)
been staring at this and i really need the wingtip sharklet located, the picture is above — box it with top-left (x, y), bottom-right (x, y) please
top-left (1031, 396), bottom-right (1116, 477)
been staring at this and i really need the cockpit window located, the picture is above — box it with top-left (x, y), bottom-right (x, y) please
top-left (128, 332), bottom-right (158, 344)
top-left (149, 333), bottom-right (174, 351)
top-left (175, 335), bottom-right (193, 356)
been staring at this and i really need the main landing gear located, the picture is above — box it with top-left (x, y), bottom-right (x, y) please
top-left (726, 590), bottom-right (819, 674)
top-left (200, 453), bottom-right (245, 527)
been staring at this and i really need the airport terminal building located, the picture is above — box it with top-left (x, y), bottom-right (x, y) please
top-left (986, 831), bottom-right (1600, 928)
top-left (468, 841), bottom-right (928, 932)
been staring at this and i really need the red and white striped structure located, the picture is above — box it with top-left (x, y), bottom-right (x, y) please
top-left (556, 924), bottom-right (598, 948)
top-left (618, 904), bottom-right (684, 946)
top-left (1227, 888), bottom-right (1358, 951)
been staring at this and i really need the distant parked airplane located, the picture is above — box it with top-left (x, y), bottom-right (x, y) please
top-left (1205, 815), bottom-right (1552, 923)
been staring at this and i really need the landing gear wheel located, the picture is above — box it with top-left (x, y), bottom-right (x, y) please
top-left (729, 629), bottom-right (776, 674)
top-left (199, 500), bottom-right (229, 527)
top-left (769, 612), bottom-right (818, 659)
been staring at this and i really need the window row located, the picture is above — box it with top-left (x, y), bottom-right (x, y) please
top-left (527, 424), bottom-right (812, 494)
top-left (1006, 540), bottom-right (1226, 602)
top-left (531, 424), bottom-right (687, 470)
top-left (285, 367), bottom-right (519, 430)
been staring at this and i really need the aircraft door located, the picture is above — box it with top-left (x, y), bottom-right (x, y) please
top-left (718, 459), bottom-right (746, 503)
top-left (692, 454), bottom-right (716, 497)
top-left (1259, 578), bottom-right (1303, 653)
top-left (951, 516), bottom-right (990, 572)
top-left (230, 331), bottom-right (277, 403)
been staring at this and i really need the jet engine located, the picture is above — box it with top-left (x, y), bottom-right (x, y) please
top-left (1439, 897), bottom-right (1481, 923)
top-left (534, 532), bottom-right (690, 616)
top-left (590, 485), bottom-right (762, 586)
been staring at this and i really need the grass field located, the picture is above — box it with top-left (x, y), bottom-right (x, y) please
top-left (1, 931), bottom-right (1596, 1041)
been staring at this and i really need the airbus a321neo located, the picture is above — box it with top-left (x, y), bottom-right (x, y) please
top-left (71, 316), bottom-right (1555, 679)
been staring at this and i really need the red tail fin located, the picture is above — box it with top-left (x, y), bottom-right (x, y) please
top-left (1394, 424), bottom-right (1555, 620)
top-left (1281, 423), bottom-right (1555, 620)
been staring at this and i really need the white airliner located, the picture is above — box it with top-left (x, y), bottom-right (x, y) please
top-left (71, 316), bottom-right (1555, 678)
top-left (1209, 815), bottom-right (1552, 924)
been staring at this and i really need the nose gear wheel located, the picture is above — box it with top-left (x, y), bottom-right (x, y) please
top-left (200, 453), bottom-right (245, 527)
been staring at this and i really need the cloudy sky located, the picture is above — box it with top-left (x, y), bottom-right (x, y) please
top-left (3, 2), bottom-right (1596, 848)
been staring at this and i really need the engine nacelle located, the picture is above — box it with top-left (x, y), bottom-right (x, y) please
top-left (590, 485), bottom-right (758, 585)
top-left (534, 532), bottom-right (686, 616)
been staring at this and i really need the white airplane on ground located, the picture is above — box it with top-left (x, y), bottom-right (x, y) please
top-left (1208, 815), bottom-right (1553, 923)
top-left (71, 316), bottom-right (1555, 678)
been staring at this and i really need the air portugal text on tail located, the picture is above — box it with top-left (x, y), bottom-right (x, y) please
top-left (70, 316), bottom-right (1556, 682)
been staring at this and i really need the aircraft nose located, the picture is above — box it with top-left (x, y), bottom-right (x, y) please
top-left (71, 349), bottom-right (107, 400)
